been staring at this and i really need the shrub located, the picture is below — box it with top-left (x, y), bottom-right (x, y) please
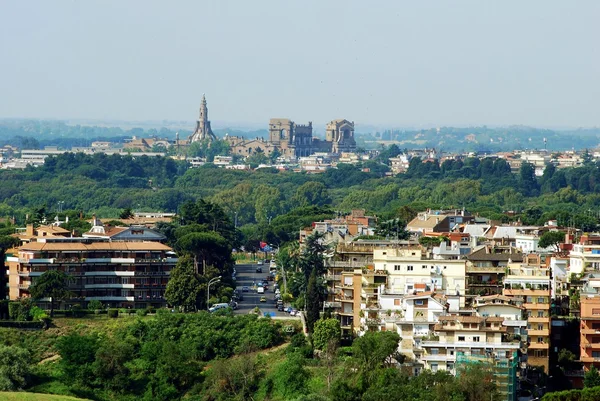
top-left (107, 309), bottom-right (119, 318)
top-left (146, 306), bottom-right (155, 314)
top-left (0, 345), bottom-right (31, 391)
top-left (8, 300), bottom-right (32, 321)
top-left (87, 300), bottom-right (103, 311)
top-left (136, 308), bottom-right (149, 317)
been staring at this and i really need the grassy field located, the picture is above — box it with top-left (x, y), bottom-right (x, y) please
top-left (0, 393), bottom-right (89, 401)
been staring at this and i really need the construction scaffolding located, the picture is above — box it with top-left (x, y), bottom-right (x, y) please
top-left (456, 351), bottom-right (518, 401)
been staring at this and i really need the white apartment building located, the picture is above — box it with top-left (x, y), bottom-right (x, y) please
top-left (373, 248), bottom-right (467, 305)
top-left (421, 315), bottom-right (521, 374)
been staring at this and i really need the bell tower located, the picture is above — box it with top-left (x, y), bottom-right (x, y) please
top-left (189, 94), bottom-right (217, 142)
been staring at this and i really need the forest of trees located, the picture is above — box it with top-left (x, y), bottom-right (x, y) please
top-left (1, 151), bottom-right (600, 238)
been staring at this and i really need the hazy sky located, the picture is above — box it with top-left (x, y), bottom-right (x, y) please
top-left (1, 1), bottom-right (598, 128)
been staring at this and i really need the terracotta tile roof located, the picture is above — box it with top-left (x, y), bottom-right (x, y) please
top-left (18, 241), bottom-right (172, 252)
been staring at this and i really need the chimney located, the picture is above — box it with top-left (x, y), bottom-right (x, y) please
top-left (26, 223), bottom-right (34, 237)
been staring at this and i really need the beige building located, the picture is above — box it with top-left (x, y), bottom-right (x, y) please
top-left (502, 254), bottom-right (551, 372)
top-left (325, 119), bottom-right (356, 153)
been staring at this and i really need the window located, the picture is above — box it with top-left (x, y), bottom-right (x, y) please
top-left (473, 336), bottom-right (480, 342)
top-left (527, 324), bottom-right (532, 330)
top-left (449, 350), bottom-right (455, 356)
top-left (593, 309), bottom-right (600, 316)
top-left (458, 336), bottom-right (465, 342)
top-left (593, 351), bottom-right (600, 358)
top-left (526, 296), bottom-right (533, 303)
top-left (430, 348), bottom-right (439, 355)
top-left (537, 337), bottom-right (544, 343)
top-left (537, 297), bottom-right (545, 303)
top-left (537, 311), bottom-right (544, 317)
top-left (447, 363), bottom-right (454, 372)
top-left (537, 324), bottom-right (544, 330)
top-left (394, 265), bottom-right (401, 271)
top-left (415, 300), bottom-right (424, 306)
top-left (422, 265), bottom-right (427, 269)
top-left (407, 265), bottom-right (414, 271)
top-left (382, 252), bottom-right (387, 255)
top-left (431, 363), bottom-right (438, 372)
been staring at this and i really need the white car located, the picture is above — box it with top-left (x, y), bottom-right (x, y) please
top-left (275, 289), bottom-right (281, 295)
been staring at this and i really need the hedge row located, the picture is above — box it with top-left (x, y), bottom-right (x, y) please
top-left (542, 387), bottom-right (600, 401)
top-left (0, 320), bottom-right (45, 329)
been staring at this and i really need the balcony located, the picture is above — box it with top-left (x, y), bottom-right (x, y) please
top-left (339, 311), bottom-right (354, 317)
top-left (523, 303), bottom-right (550, 310)
top-left (422, 341), bottom-right (520, 350)
top-left (504, 289), bottom-right (549, 296)
top-left (584, 343), bottom-right (600, 349)
top-left (363, 269), bottom-right (388, 277)
top-left (528, 342), bottom-right (550, 350)
top-left (86, 296), bottom-right (136, 302)
top-left (527, 317), bottom-right (549, 323)
top-left (84, 284), bottom-right (136, 289)
top-left (422, 354), bottom-right (456, 362)
top-left (581, 328), bottom-right (600, 335)
top-left (527, 329), bottom-right (549, 336)
top-left (325, 275), bottom-right (342, 281)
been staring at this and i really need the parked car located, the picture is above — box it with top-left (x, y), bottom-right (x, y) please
top-left (285, 307), bottom-right (293, 313)
top-left (242, 286), bottom-right (249, 292)
top-left (277, 304), bottom-right (284, 311)
top-left (256, 266), bottom-right (262, 273)
top-left (289, 309), bottom-right (297, 316)
top-left (260, 296), bottom-right (267, 303)
top-left (275, 288), bottom-right (281, 295)
top-left (209, 303), bottom-right (230, 313)
top-left (229, 301), bottom-right (238, 310)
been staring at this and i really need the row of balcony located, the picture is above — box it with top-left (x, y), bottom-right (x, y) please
top-left (9, 257), bottom-right (178, 265)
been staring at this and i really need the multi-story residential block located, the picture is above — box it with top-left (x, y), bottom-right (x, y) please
top-left (6, 236), bottom-right (176, 309)
top-left (336, 269), bottom-right (362, 336)
top-left (466, 246), bottom-right (523, 297)
top-left (569, 234), bottom-right (600, 274)
top-left (374, 247), bottom-right (467, 304)
top-left (380, 292), bottom-right (448, 375)
top-left (503, 254), bottom-right (552, 372)
top-left (421, 315), bottom-right (520, 375)
top-left (580, 295), bottom-right (600, 372)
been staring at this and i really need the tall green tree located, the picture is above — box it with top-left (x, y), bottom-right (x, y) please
top-left (305, 267), bottom-right (320, 333)
top-left (29, 269), bottom-right (72, 317)
top-left (538, 231), bottom-right (565, 251)
top-left (175, 231), bottom-right (229, 274)
top-left (164, 256), bottom-right (203, 311)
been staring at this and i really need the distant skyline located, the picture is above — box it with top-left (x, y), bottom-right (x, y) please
top-left (1, 1), bottom-right (599, 128)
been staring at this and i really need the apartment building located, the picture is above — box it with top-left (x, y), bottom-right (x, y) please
top-left (503, 254), bottom-right (552, 372)
top-left (373, 247), bottom-right (467, 305)
top-left (421, 315), bottom-right (520, 374)
top-left (569, 234), bottom-right (600, 274)
top-left (336, 269), bottom-right (362, 336)
top-left (466, 246), bottom-right (523, 297)
top-left (380, 292), bottom-right (448, 375)
top-left (6, 237), bottom-right (176, 309)
top-left (580, 295), bottom-right (600, 372)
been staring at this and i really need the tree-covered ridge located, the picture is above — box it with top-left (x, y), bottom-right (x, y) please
top-left (1, 152), bottom-right (600, 233)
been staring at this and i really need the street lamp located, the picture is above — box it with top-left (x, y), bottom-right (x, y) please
top-left (207, 276), bottom-right (221, 310)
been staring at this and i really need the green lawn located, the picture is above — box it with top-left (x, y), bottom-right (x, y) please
top-left (0, 393), bottom-right (89, 401)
